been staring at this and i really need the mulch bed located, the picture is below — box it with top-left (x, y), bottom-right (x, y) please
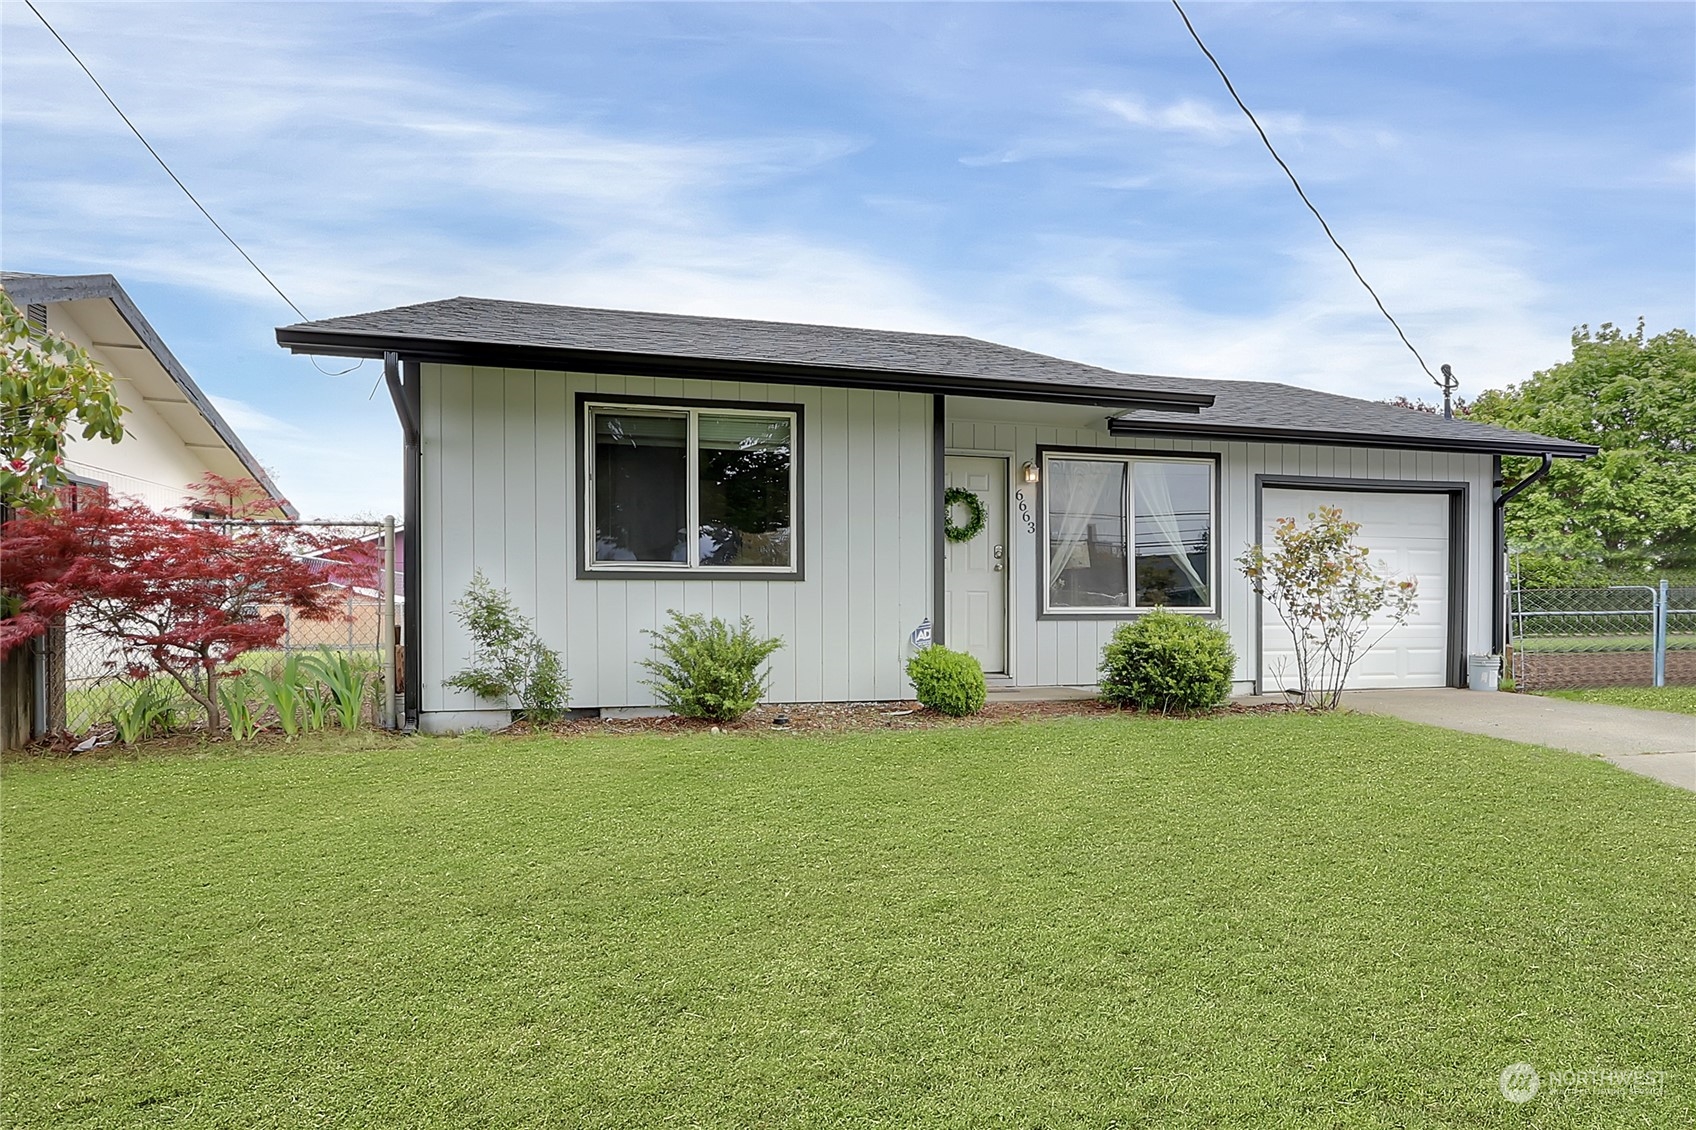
top-left (9, 697), bottom-right (1304, 759)
top-left (519, 697), bottom-right (1300, 738)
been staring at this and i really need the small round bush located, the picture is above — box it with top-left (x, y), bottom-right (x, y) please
top-left (1099, 610), bottom-right (1235, 713)
top-left (906, 645), bottom-right (987, 717)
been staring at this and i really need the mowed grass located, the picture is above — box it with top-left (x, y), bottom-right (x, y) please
top-left (1515, 632), bottom-right (1696, 653)
top-left (1541, 685), bottom-right (1696, 715)
top-left (3, 716), bottom-right (1694, 1129)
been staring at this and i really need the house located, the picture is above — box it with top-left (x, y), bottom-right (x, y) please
top-left (1, 272), bottom-right (295, 746)
top-left (276, 298), bottom-right (1594, 732)
top-left (2, 272), bottom-right (294, 517)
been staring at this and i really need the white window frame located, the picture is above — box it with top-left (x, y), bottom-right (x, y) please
top-left (1040, 451), bottom-right (1217, 616)
top-left (584, 401), bottom-right (800, 575)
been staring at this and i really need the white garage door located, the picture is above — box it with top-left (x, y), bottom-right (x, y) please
top-left (1260, 488), bottom-right (1450, 691)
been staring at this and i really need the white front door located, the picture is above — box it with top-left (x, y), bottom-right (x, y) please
top-left (1260, 487), bottom-right (1451, 690)
top-left (945, 456), bottom-right (1008, 674)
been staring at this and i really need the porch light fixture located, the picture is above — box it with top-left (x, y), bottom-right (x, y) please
top-left (1022, 461), bottom-right (1039, 485)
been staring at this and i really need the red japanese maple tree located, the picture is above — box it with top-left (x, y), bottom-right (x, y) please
top-left (1, 477), bottom-right (341, 732)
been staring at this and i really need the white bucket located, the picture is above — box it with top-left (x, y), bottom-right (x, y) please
top-left (1468, 654), bottom-right (1502, 692)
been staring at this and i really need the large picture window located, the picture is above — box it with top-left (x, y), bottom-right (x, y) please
top-left (1043, 452), bottom-right (1214, 614)
top-left (586, 401), bottom-right (797, 574)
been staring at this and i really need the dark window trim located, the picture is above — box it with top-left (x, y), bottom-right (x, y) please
top-left (573, 390), bottom-right (805, 582)
top-left (1034, 444), bottom-right (1223, 622)
top-left (1252, 475), bottom-right (1470, 692)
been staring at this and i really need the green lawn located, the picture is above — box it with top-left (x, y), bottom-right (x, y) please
top-left (4, 716), bottom-right (1693, 1128)
top-left (1514, 632), bottom-right (1696, 653)
top-left (1540, 685), bottom-right (1696, 715)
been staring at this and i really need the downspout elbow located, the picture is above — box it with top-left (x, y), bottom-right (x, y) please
top-left (383, 351), bottom-right (420, 443)
top-left (1496, 452), bottom-right (1553, 510)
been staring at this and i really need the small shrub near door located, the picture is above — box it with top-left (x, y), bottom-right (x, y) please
top-left (1099, 610), bottom-right (1235, 713)
top-left (906, 646), bottom-right (987, 717)
top-left (642, 612), bottom-right (783, 722)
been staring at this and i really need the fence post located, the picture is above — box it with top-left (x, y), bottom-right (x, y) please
top-left (382, 515), bottom-right (397, 730)
top-left (1654, 579), bottom-right (1668, 689)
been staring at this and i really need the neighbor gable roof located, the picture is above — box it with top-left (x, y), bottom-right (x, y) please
top-left (276, 297), bottom-right (1595, 459)
top-left (5, 271), bottom-right (299, 516)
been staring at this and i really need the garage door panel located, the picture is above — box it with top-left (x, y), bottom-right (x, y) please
top-left (1261, 487), bottom-right (1451, 691)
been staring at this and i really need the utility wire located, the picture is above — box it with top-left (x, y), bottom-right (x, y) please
top-left (1170, 0), bottom-right (1449, 395)
top-left (23, 0), bottom-right (362, 377)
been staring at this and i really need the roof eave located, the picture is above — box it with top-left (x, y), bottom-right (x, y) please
top-left (8, 274), bottom-right (299, 517)
top-left (274, 327), bottom-right (1216, 413)
top-left (1105, 417), bottom-right (1596, 458)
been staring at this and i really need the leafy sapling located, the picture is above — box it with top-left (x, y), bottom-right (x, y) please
top-left (1238, 506), bottom-right (1419, 710)
top-left (444, 572), bottom-right (569, 723)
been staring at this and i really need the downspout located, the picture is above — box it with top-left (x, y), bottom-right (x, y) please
top-left (383, 351), bottom-right (423, 730)
top-left (1492, 452), bottom-right (1553, 654)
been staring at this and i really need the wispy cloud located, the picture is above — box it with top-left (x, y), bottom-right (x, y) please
top-left (2, 2), bottom-right (1688, 516)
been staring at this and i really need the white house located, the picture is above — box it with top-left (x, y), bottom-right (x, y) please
top-left (3, 272), bottom-right (293, 516)
top-left (277, 298), bottom-right (1594, 732)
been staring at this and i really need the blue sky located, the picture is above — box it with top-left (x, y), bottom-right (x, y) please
top-left (4, 1), bottom-right (1691, 518)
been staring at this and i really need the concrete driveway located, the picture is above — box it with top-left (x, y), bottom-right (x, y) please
top-left (1346, 688), bottom-right (1696, 793)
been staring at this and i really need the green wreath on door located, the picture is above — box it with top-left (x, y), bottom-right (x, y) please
top-left (943, 487), bottom-right (986, 543)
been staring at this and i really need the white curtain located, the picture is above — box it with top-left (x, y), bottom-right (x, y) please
top-left (1048, 459), bottom-right (1126, 605)
top-left (1134, 462), bottom-right (1208, 597)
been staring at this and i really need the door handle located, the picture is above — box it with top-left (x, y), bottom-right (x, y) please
top-left (993, 563), bottom-right (1004, 571)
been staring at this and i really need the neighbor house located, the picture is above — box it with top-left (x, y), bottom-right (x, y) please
top-left (2, 272), bottom-right (295, 746)
top-left (276, 299), bottom-right (1594, 732)
top-left (3, 272), bottom-right (293, 517)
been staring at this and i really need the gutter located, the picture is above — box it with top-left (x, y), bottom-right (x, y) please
top-left (1492, 452), bottom-right (1555, 654)
top-left (1107, 417), bottom-right (1596, 460)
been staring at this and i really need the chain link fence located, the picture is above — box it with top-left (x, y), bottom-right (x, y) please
top-left (45, 520), bottom-right (401, 737)
top-left (1509, 568), bottom-right (1696, 690)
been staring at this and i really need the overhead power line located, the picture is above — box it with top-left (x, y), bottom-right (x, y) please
top-left (22, 0), bottom-right (362, 376)
top-left (1169, 0), bottom-right (1453, 399)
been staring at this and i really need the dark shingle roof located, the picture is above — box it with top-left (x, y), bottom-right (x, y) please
top-left (277, 296), bottom-right (1594, 458)
top-left (1106, 380), bottom-right (1596, 457)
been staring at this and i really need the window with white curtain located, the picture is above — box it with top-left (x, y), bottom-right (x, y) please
top-left (586, 402), bottom-right (797, 573)
top-left (1043, 452), bottom-right (1214, 613)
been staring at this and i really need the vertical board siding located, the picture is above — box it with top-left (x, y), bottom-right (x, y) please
top-left (943, 411), bottom-right (1497, 691)
top-left (419, 366), bottom-right (932, 712)
top-left (421, 371), bottom-right (1498, 714)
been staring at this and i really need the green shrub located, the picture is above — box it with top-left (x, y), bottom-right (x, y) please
top-left (1099, 610), bottom-right (1235, 713)
top-left (641, 612), bottom-right (783, 722)
top-left (906, 646), bottom-right (987, 717)
top-left (108, 679), bottom-right (184, 744)
top-left (444, 572), bottom-right (569, 723)
top-left (302, 649), bottom-right (374, 730)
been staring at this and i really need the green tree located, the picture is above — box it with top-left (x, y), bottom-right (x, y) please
top-left (1, 292), bottom-right (127, 513)
top-left (1470, 321), bottom-right (1696, 582)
